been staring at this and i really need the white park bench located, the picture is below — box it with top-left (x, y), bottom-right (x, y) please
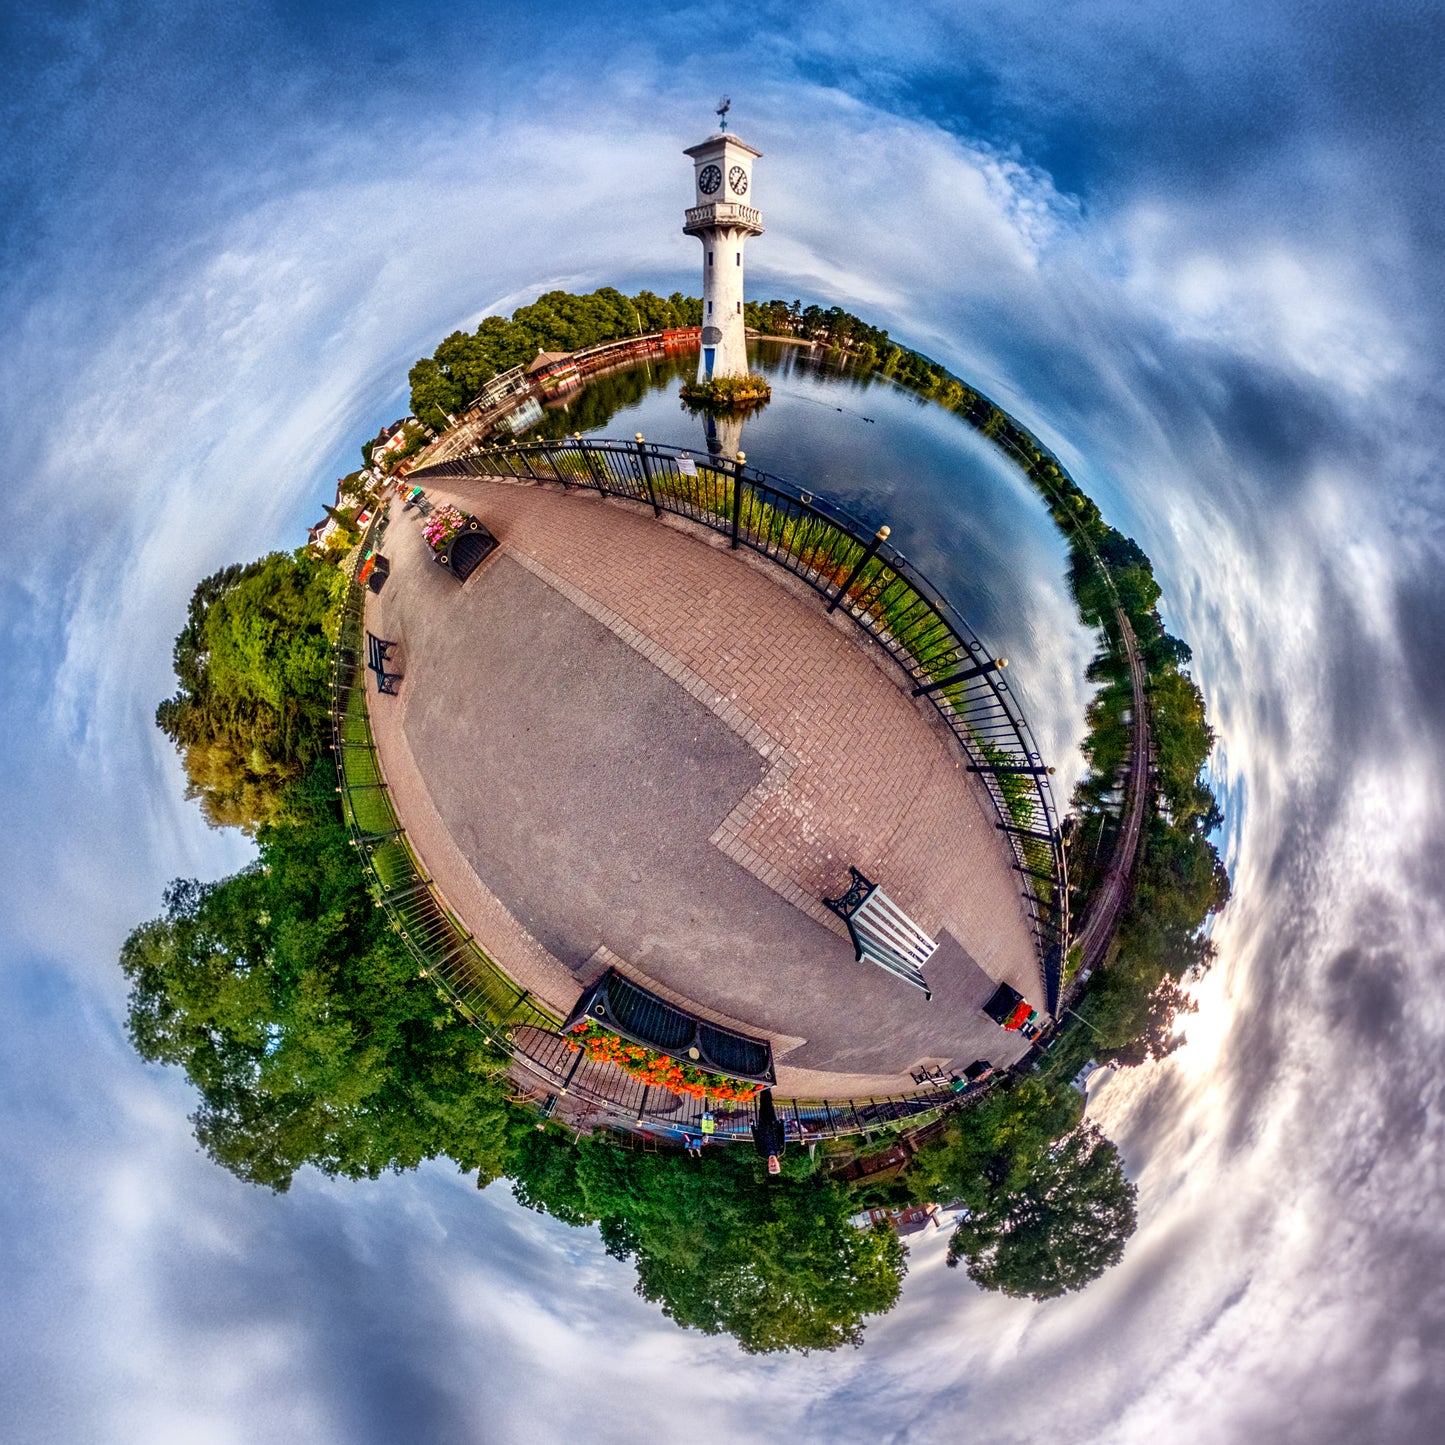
top-left (824, 867), bottom-right (938, 999)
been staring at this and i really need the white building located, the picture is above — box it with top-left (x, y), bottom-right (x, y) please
top-left (469, 363), bottom-right (531, 412)
top-left (683, 112), bottom-right (763, 382)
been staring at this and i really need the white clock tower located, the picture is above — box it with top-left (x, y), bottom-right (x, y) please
top-left (683, 102), bottom-right (763, 382)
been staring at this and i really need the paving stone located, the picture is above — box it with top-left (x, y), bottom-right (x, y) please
top-left (366, 478), bottom-right (1042, 1085)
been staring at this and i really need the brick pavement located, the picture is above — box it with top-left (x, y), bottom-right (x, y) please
top-left (365, 476), bottom-right (1043, 1092)
top-left (422, 475), bottom-right (1042, 1000)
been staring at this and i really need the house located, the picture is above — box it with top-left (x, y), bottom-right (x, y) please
top-left (373, 430), bottom-right (408, 465)
top-left (468, 363), bottom-right (532, 412)
top-left (306, 516), bottom-right (341, 550)
top-left (1073, 1060), bottom-right (1115, 1100)
top-left (527, 350), bottom-right (581, 394)
top-left (849, 1202), bottom-right (947, 1236)
top-left (370, 418), bottom-right (416, 468)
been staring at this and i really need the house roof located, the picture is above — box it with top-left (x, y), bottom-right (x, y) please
top-left (527, 351), bottom-right (573, 375)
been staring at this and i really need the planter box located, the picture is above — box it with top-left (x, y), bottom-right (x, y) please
top-left (433, 517), bottom-right (499, 582)
top-left (563, 968), bottom-right (775, 1086)
top-left (983, 982), bottom-right (1025, 1026)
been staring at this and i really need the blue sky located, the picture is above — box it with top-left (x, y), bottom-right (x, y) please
top-left (3, 2), bottom-right (1444, 1441)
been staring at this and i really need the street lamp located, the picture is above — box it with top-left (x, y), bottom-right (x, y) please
top-left (1062, 1006), bottom-right (1103, 1038)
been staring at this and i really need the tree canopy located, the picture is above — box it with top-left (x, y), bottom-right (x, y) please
top-left (509, 1132), bottom-right (905, 1353)
top-left (904, 1079), bottom-right (1083, 1208)
top-left (945, 1124), bottom-right (1137, 1300)
top-left (899, 1081), bottom-right (1136, 1300)
top-left (120, 765), bottom-right (525, 1191)
top-left (155, 551), bottom-right (346, 832)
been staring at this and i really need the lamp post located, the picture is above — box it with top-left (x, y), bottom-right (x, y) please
top-left (1063, 1006), bottom-right (1103, 1038)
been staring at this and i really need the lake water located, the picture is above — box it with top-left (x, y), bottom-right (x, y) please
top-left (524, 340), bottom-right (1100, 798)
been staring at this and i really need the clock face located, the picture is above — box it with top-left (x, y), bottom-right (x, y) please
top-left (698, 164), bottom-right (722, 195)
top-left (729, 165), bottom-right (748, 196)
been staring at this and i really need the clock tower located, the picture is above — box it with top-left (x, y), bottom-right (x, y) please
top-left (683, 103), bottom-right (762, 382)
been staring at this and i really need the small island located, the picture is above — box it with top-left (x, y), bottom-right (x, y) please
top-left (678, 372), bottom-right (773, 411)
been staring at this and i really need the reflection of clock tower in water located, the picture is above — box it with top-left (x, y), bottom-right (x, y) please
top-left (683, 101), bottom-right (762, 382)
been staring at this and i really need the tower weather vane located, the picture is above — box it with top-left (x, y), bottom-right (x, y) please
top-left (716, 96), bottom-right (730, 131)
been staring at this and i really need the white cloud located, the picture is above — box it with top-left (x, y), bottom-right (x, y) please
top-left (3, 23), bottom-right (1444, 1445)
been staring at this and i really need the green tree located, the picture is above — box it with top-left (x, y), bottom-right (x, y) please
top-left (945, 1124), bottom-right (1137, 1300)
top-left (120, 765), bottom-right (526, 1191)
top-left (904, 1079), bottom-right (1083, 1210)
top-left (509, 1132), bottom-right (905, 1353)
top-left (155, 552), bottom-right (346, 832)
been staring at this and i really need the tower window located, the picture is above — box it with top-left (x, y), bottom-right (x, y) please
top-left (736, 252), bottom-right (741, 265)
top-left (708, 251), bottom-right (713, 266)
top-left (707, 301), bottom-right (712, 315)
top-left (737, 301), bottom-right (741, 313)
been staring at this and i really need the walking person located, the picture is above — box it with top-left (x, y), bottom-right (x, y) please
top-left (751, 1089), bottom-right (785, 1175)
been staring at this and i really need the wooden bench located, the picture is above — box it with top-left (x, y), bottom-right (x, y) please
top-left (366, 631), bottom-right (399, 695)
top-left (825, 866), bottom-right (938, 999)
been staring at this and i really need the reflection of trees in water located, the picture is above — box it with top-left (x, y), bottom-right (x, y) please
top-left (752, 338), bottom-right (880, 391)
top-left (520, 340), bottom-right (884, 455)
top-left (528, 353), bottom-right (696, 439)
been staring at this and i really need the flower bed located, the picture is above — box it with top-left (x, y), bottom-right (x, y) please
top-left (565, 1019), bottom-right (764, 1101)
top-left (1003, 1000), bottom-right (1036, 1031)
top-left (423, 504), bottom-right (469, 552)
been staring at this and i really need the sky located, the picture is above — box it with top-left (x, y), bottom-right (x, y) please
top-left (3, 1), bottom-right (1444, 1441)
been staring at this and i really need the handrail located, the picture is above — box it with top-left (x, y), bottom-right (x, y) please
top-left (330, 517), bottom-right (562, 1052)
top-left (411, 433), bottom-right (1069, 1012)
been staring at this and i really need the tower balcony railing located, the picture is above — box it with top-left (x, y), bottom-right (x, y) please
top-left (683, 201), bottom-right (763, 233)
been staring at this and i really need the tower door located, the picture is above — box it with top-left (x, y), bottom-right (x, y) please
top-left (703, 347), bottom-right (716, 378)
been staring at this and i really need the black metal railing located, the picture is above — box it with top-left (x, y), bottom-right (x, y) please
top-left (411, 433), bottom-right (1069, 1012)
top-left (331, 512), bottom-right (992, 1143)
top-left (330, 521), bottom-right (561, 1046)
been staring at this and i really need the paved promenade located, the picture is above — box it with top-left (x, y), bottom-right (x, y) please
top-left (365, 476), bottom-right (1041, 1092)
